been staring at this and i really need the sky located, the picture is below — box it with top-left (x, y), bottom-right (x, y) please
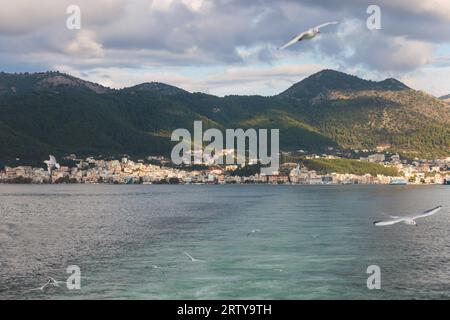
top-left (1, 0), bottom-right (450, 97)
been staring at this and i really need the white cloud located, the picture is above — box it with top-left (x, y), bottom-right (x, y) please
top-left (151, 0), bottom-right (205, 11)
top-left (0, 0), bottom-right (449, 96)
top-left (0, 0), bottom-right (126, 35)
top-left (65, 30), bottom-right (105, 58)
top-left (204, 64), bottom-right (329, 96)
top-left (383, 0), bottom-right (450, 21)
top-left (400, 67), bottom-right (450, 97)
top-left (315, 19), bottom-right (435, 71)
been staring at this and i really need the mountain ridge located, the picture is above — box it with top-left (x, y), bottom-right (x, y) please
top-left (0, 71), bottom-right (112, 95)
top-left (0, 69), bottom-right (448, 162)
top-left (279, 69), bottom-right (410, 99)
top-left (440, 94), bottom-right (450, 103)
top-left (1, 69), bottom-right (411, 97)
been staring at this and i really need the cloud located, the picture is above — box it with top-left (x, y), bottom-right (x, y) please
top-left (152, 0), bottom-right (206, 11)
top-left (0, 0), bottom-right (449, 95)
top-left (0, 0), bottom-right (126, 35)
top-left (205, 64), bottom-right (326, 86)
top-left (383, 0), bottom-right (450, 22)
top-left (203, 63), bottom-right (329, 96)
top-left (400, 66), bottom-right (450, 97)
top-left (65, 30), bottom-right (105, 58)
top-left (313, 19), bottom-right (435, 72)
top-left (357, 36), bottom-right (434, 71)
top-left (0, 0), bottom-right (445, 68)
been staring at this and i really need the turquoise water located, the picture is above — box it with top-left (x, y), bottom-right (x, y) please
top-left (0, 185), bottom-right (449, 299)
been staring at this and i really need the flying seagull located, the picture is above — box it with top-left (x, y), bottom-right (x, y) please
top-left (48, 277), bottom-right (65, 287)
top-left (374, 206), bottom-right (442, 227)
top-left (278, 21), bottom-right (339, 50)
top-left (29, 279), bottom-right (51, 292)
top-left (183, 251), bottom-right (205, 263)
top-left (29, 277), bottom-right (65, 291)
top-left (44, 155), bottom-right (60, 174)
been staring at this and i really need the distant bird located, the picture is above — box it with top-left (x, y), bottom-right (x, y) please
top-left (29, 279), bottom-right (51, 291)
top-left (29, 277), bottom-right (65, 292)
top-left (183, 251), bottom-right (205, 263)
top-left (48, 277), bottom-right (65, 287)
top-left (247, 229), bottom-right (261, 237)
top-left (44, 155), bottom-right (60, 174)
top-left (374, 206), bottom-right (442, 227)
top-left (278, 21), bottom-right (339, 50)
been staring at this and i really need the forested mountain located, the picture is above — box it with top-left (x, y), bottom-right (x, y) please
top-left (0, 69), bottom-right (448, 162)
top-left (440, 94), bottom-right (450, 104)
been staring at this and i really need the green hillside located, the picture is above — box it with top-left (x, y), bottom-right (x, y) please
top-left (0, 69), bottom-right (449, 163)
top-left (284, 157), bottom-right (399, 177)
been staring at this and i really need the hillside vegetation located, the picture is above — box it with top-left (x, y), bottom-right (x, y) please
top-left (301, 158), bottom-right (399, 176)
top-left (0, 69), bottom-right (449, 162)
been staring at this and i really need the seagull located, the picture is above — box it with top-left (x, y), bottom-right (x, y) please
top-left (278, 21), bottom-right (339, 50)
top-left (29, 279), bottom-right (51, 291)
top-left (48, 277), bottom-right (65, 287)
top-left (44, 155), bottom-right (60, 173)
top-left (29, 277), bottom-right (65, 292)
top-left (183, 251), bottom-right (205, 263)
top-left (247, 229), bottom-right (261, 237)
top-left (374, 206), bottom-right (442, 227)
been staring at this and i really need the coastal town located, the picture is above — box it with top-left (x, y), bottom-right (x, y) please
top-left (1, 151), bottom-right (449, 185)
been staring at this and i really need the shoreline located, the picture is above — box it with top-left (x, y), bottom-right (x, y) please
top-left (0, 182), bottom-right (447, 186)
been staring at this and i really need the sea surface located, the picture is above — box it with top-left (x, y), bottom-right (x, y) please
top-left (0, 184), bottom-right (449, 300)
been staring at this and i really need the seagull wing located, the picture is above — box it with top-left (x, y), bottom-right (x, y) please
top-left (278, 32), bottom-right (307, 50)
top-left (30, 279), bottom-right (51, 291)
top-left (408, 206), bottom-right (442, 220)
top-left (183, 251), bottom-right (194, 261)
top-left (29, 287), bottom-right (42, 291)
top-left (374, 217), bottom-right (405, 226)
top-left (48, 277), bottom-right (62, 286)
top-left (315, 21), bottom-right (339, 30)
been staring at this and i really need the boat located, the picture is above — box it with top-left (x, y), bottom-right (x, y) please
top-left (390, 178), bottom-right (407, 185)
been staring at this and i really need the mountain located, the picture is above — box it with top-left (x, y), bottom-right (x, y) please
top-left (124, 82), bottom-right (190, 96)
top-left (0, 71), bottom-right (111, 95)
top-left (279, 69), bottom-right (409, 99)
top-left (440, 94), bottom-right (450, 104)
top-left (0, 70), bottom-right (448, 163)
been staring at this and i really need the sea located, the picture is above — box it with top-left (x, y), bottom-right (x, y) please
top-left (0, 184), bottom-right (449, 300)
